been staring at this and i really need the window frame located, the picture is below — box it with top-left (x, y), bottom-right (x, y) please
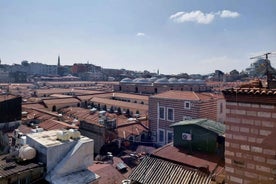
top-left (159, 106), bottom-right (165, 120)
top-left (184, 101), bottom-right (191, 110)
top-left (158, 129), bottom-right (165, 143)
top-left (167, 107), bottom-right (174, 122)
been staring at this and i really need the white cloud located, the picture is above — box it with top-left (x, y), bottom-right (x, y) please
top-left (170, 10), bottom-right (215, 24)
top-left (219, 10), bottom-right (240, 18)
top-left (170, 10), bottom-right (240, 24)
top-left (136, 32), bottom-right (146, 37)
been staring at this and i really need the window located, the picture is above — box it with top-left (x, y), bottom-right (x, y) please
top-left (167, 131), bottom-right (173, 143)
top-left (159, 129), bottom-right (165, 143)
top-left (167, 108), bottom-right (174, 121)
top-left (159, 106), bottom-right (165, 120)
top-left (184, 101), bottom-right (191, 109)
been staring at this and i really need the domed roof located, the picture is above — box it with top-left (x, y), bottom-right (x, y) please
top-left (133, 78), bottom-right (150, 83)
top-left (149, 77), bottom-right (158, 82)
top-left (178, 78), bottom-right (188, 83)
top-left (195, 79), bottom-right (204, 84)
top-left (154, 77), bottom-right (168, 83)
top-left (120, 78), bottom-right (133, 83)
top-left (168, 77), bottom-right (178, 83)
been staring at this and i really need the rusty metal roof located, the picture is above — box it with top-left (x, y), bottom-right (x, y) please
top-left (129, 156), bottom-right (211, 184)
top-left (0, 154), bottom-right (43, 178)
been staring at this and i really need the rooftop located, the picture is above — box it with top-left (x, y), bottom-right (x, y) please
top-left (223, 87), bottom-right (276, 105)
top-left (27, 129), bottom-right (90, 148)
top-left (129, 156), bottom-right (211, 184)
top-left (0, 154), bottom-right (43, 179)
top-left (152, 143), bottom-right (223, 173)
top-left (91, 97), bottom-right (148, 112)
top-left (150, 90), bottom-right (217, 101)
top-left (170, 119), bottom-right (225, 136)
top-left (0, 94), bottom-right (19, 102)
top-left (88, 157), bottom-right (131, 184)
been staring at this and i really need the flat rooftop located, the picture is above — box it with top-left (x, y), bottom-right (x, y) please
top-left (27, 130), bottom-right (91, 148)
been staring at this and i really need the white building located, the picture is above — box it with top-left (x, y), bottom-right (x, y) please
top-left (26, 129), bottom-right (99, 184)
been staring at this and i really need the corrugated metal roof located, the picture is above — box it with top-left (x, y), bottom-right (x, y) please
top-left (0, 154), bottom-right (43, 178)
top-left (129, 156), bottom-right (211, 184)
top-left (170, 119), bottom-right (225, 135)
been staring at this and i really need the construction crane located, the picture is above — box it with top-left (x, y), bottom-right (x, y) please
top-left (250, 52), bottom-right (272, 60)
top-left (250, 52), bottom-right (276, 88)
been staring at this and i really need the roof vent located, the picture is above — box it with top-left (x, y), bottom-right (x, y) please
top-left (90, 108), bottom-right (97, 114)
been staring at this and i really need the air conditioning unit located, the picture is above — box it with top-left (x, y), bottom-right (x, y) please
top-left (182, 133), bottom-right (192, 141)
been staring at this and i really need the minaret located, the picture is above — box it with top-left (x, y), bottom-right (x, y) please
top-left (57, 55), bottom-right (61, 66)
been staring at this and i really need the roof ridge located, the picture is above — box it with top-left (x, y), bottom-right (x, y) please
top-left (192, 91), bottom-right (200, 100)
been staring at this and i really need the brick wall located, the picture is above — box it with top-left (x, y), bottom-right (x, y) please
top-left (224, 100), bottom-right (276, 184)
top-left (149, 96), bottom-right (221, 145)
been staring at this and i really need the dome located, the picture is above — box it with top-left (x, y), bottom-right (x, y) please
top-left (178, 78), bottom-right (188, 83)
top-left (195, 79), bottom-right (204, 84)
top-left (120, 78), bottom-right (133, 83)
top-left (133, 78), bottom-right (150, 83)
top-left (154, 77), bottom-right (168, 84)
top-left (149, 77), bottom-right (158, 82)
top-left (168, 77), bottom-right (178, 83)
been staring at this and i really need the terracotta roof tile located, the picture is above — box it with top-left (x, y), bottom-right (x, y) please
top-left (43, 97), bottom-right (80, 105)
top-left (151, 90), bottom-right (216, 101)
top-left (91, 97), bottom-right (148, 112)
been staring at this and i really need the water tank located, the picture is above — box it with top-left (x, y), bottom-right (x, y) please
top-left (56, 130), bottom-right (70, 141)
top-left (19, 145), bottom-right (36, 160)
top-left (68, 129), bottom-right (81, 139)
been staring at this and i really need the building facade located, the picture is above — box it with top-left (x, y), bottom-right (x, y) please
top-left (149, 90), bottom-right (225, 146)
top-left (223, 88), bottom-right (276, 184)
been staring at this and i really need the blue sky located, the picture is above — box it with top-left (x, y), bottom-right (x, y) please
top-left (1, 0), bottom-right (276, 74)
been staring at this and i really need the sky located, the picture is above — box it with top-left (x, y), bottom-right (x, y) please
top-left (0, 0), bottom-right (276, 75)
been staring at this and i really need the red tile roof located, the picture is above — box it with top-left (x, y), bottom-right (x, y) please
top-left (117, 122), bottom-right (148, 139)
top-left (39, 119), bottom-right (78, 130)
top-left (111, 92), bottom-right (149, 101)
top-left (151, 90), bottom-right (217, 101)
top-left (43, 97), bottom-right (80, 105)
top-left (88, 157), bottom-right (130, 184)
top-left (91, 97), bottom-right (148, 112)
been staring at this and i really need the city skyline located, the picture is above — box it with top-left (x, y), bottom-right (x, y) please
top-left (1, 0), bottom-right (276, 74)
